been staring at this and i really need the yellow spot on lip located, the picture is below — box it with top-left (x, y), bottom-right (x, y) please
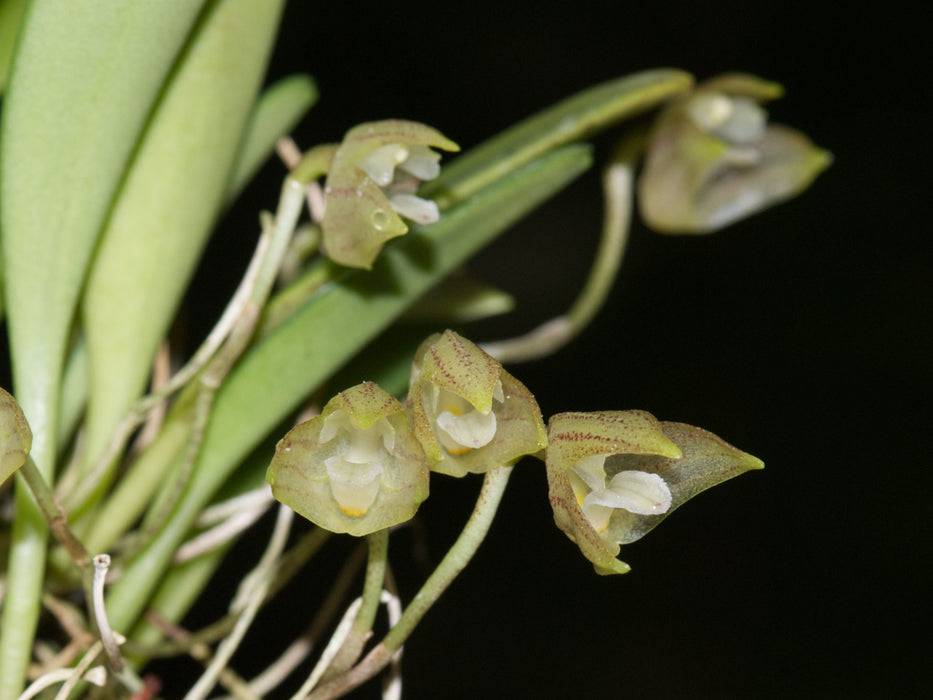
top-left (340, 505), bottom-right (369, 517)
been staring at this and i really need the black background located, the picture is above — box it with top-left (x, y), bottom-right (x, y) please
top-left (22, 1), bottom-right (933, 698)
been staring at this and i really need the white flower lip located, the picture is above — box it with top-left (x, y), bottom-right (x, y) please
top-left (387, 193), bottom-right (439, 224)
top-left (356, 142), bottom-right (444, 225)
top-left (569, 454), bottom-right (672, 533)
top-left (319, 410), bottom-right (396, 517)
top-left (357, 144), bottom-right (409, 186)
top-left (431, 382), bottom-right (504, 456)
top-left (687, 92), bottom-right (767, 144)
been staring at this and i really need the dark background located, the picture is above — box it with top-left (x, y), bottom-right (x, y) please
top-left (94, 1), bottom-right (933, 697)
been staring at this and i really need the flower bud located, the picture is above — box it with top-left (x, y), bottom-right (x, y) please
top-left (546, 411), bottom-right (763, 574)
top-left (0, 387), bottom-right (32, 485)
top-left (267, 382), bottom-right (430, 536)
top-left (321, 120), bottom-right (459, 269)
top-left (408, 330), bottom-right (547, 477)
top-left (638, 73), bottom-right (831, 233)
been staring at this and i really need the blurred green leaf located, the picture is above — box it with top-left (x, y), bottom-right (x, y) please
top-left (423, 68), bottom-right (693, 209)
top-left (1, 0), bottom-right (207, 471)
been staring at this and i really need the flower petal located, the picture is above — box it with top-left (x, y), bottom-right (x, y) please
top-left (324, 455), bottom-right (384, 516)
top-left (435, 406), bottom-right (497, 452)
top-left (357, 143), bottom-right (408, 186)
top-left (387, 193), bottom-right (440, 224)
top-left (585, 470), bottom-right (672, 515)
top-left (398, 144), bottom-right (442, 180)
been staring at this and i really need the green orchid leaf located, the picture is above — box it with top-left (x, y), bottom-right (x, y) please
top-left (104, 144), bottom-right (593, 631)
top-left (79, 0), bottom-right (287, 483)
top-left (225, 73), bottom-right (319, 203)
top-left (422, 69), bottom-right (693, 209)
top-left (1, 0), bottom-right (207, 472)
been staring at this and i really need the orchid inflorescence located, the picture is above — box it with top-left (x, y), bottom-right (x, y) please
top-left (0, 53), bottom-right (826, 697)
top-left (266, 102), bottom-right (797, 573)
top-left (267, 328), bottom-right (763, 574)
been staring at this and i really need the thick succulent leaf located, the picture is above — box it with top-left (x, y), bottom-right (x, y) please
top-left (0, 0), bottom-right (206, 473)
top-left (422, 69), bottom-right (693, 209)
top-left (225, 73), bottom-right (318, 203)
top-left (80, 0), bottom-right (286, 474)
top-left (0, 387), bottom-right (31, 485)
top-left (104, 145), bottom-right (592, 631)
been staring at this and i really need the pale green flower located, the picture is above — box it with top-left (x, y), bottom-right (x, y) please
top-left (321, 120), bottom-right (458, 269)
top-left (267, 382), bottom-right (430, 536)
top-left (408, 330), bottom-right (547, 477)
top-left (546, 410), bottom-right (763, 575)
top-left (638, 73), bottom-right (831, 233)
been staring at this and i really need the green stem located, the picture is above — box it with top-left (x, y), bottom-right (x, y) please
top-left (323, 528), bottom-right (389, 679)
top-left (480, 156), bottom-right (635, 363)
top-left (0, 393), bottom-right (60, 699)
top-left (290, 144), bottom-right (337, 185)
top-left (307, 465), bottom-right (514, 700)
top-left (0, 493), bottom-right (48, 699)
top-left (15, 456), bottom-right (93, 598)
